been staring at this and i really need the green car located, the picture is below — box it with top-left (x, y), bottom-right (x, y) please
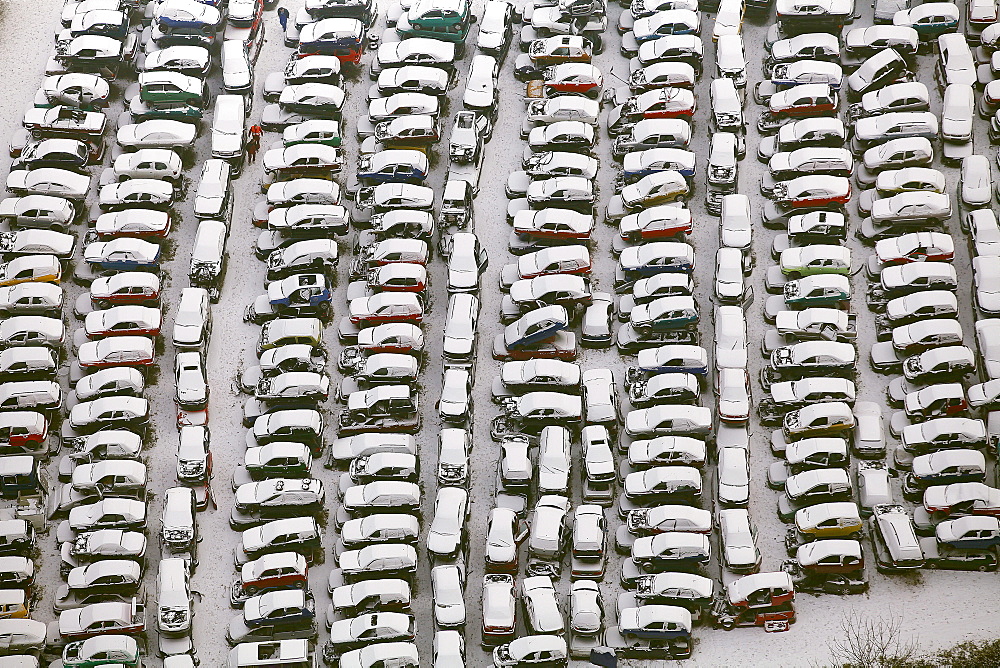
top-left (138, 71), bottom-right (207, 106)
top-left (63, 634), bottom-right (141, 668)
top-left (783, 274), bottom-right (851, 307)
top-left (282, 119), bottom-right (342, 149)
top-left (779, 244), bottom-right (852, 277)
top-left (397, 0), bottom-right (473, 42)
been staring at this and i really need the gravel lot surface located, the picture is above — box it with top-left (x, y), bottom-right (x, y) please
top-left (7, 0), bottom-right (1000, 665)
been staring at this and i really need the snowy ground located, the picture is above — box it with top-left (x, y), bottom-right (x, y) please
top-left (7, 0), bottom-right (1000, 665)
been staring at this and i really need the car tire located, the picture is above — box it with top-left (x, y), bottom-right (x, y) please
top-left (925, 561), bottom-right (937, 569)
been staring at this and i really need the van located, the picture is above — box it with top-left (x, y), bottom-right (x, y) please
top-left (715, 34), bottom-right (747, 88)
top-left (221, 39), bottom-right (253, 95)
top-left (227, 639), bottom-right (318, 668)
top-left (157, 557), bottom-right (192, 636)
top-left (189, 219), bottom-right (228, 297)
top-left (211, 94), bottom-right (246, 163)
top-left (870, 503), bottom-right (924, 571)
top-left (710, 78), bottom-right (744, 132)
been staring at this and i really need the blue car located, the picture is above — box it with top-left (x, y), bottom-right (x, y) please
top-left (84, 239), bottom-right (161, 271)
top-left (622, 148), bottom-right (697, 180)
top-left (357, 149), bottom-right (429, 184)
top-left (502, 304), bottom-right (569, 350)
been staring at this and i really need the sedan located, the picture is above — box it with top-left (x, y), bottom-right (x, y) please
top-left (116, 119), bottom-right (197, 151)
top-left (95, 210), bottom-right (171, 238)
top-left (84, 239), bottom-right (161, 270)
top-left (0, 230), bottom-right (75, 258)
top-left (924, 482), bottom-right (1000, 516)
top-left (875, 232), bottom-right (955, 265)
top-left (12, 138), bottom-right (93, 171)
top-left (717, 446), bottom-right (751, 507)
top-left (78, 336), bottom-right (154, 368)
top-left (431, 564), bottom-right (466, 629)
top-left (717, 368), bottom-right (751, 423)
top-left (348, 293), bottom-right (423, 325)
top-left (715, 247), bottom-right (749, 305)
top-left (98, 179), bottom-right (174, 210)
top-left (85, 305), bottom-right (161, 338)
top-left (6, 168), bottom-right (89, 200)
top-left (175, 351), bottom-right (208, 410)
top-left (527, 121), bottom-right (596, 153)
top-left (443, 232), bottom-right (487, 293)
top-left (870, 192), bottom-right (952, 225)
top-left (486, 507), bottom-right (525, 573)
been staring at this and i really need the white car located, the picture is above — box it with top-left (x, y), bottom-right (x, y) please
top-left (522, 575), bottom-right (564, 635)
top-left (431, 564), bottom-right (466, 629)
top-left (719, 508), bottom-right (760, 572)
top-left (175, 350), bottom-right (208, 410)
top-left (715, 247), bottom-right (749, 305)
top-left (717, 367), bottom-right (751, 424)
top-left (583, 368), bottom-right (618, 426)
top-left (193, 159), bottom-right (231, 219)
top-left (116, 119), bottom-right (197, 151)
top-left (172, 287), bottom-right (210, 349)
top-left (720, 194), bottom-right (752, 249)
top-left (464, 54), bottom-right (498, 110)
top-left (717, 445), bottom-right (751, 507)
top-left (537, 426), bottom-right (572, 494)
top-left (113, 149), bottom-right (183, 182)
top-left (715, 305), bottom-right (748, 369)
top-left (438, 367), bottom-right (471, 423)
top-left (426, 486), bottom-right (467, 560)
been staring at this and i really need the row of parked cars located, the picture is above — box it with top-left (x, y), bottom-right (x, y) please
top-left (223, 1), bottom-right (365, 665)
top-left (0, 0), bottom-right (251, 663)
top-left (752, 0), bottom-right (1000, 591)
top-left (860, 16), bottom-right (1000, 570)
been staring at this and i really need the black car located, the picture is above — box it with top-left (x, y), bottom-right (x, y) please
top-left (12, 139), bottom-right (93, 172)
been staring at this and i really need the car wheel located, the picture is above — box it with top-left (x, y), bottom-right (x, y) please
top-left (245, 585), bottom-right (257, 594)
top-left (926, 561), bottom-right (938, 569)
top-left (848, 531), bottom-right (860, 540)
top-left (979, 564), bottom-right (991, 572)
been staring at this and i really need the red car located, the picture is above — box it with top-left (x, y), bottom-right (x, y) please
top-left (875, 232), bottom-right (955, 266)
top-left (768, 84), bottom-right (839, 118)
top-left (543, 63), bottom-right (603, 97)
top-left (0, 411), bottom-right (47, 452)
top-left (232, 552), bottom-right (308, 605)
top-left (348, 293), bottom-right (423, 325)
top-left (89, 272), bottom-right (161, 307)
